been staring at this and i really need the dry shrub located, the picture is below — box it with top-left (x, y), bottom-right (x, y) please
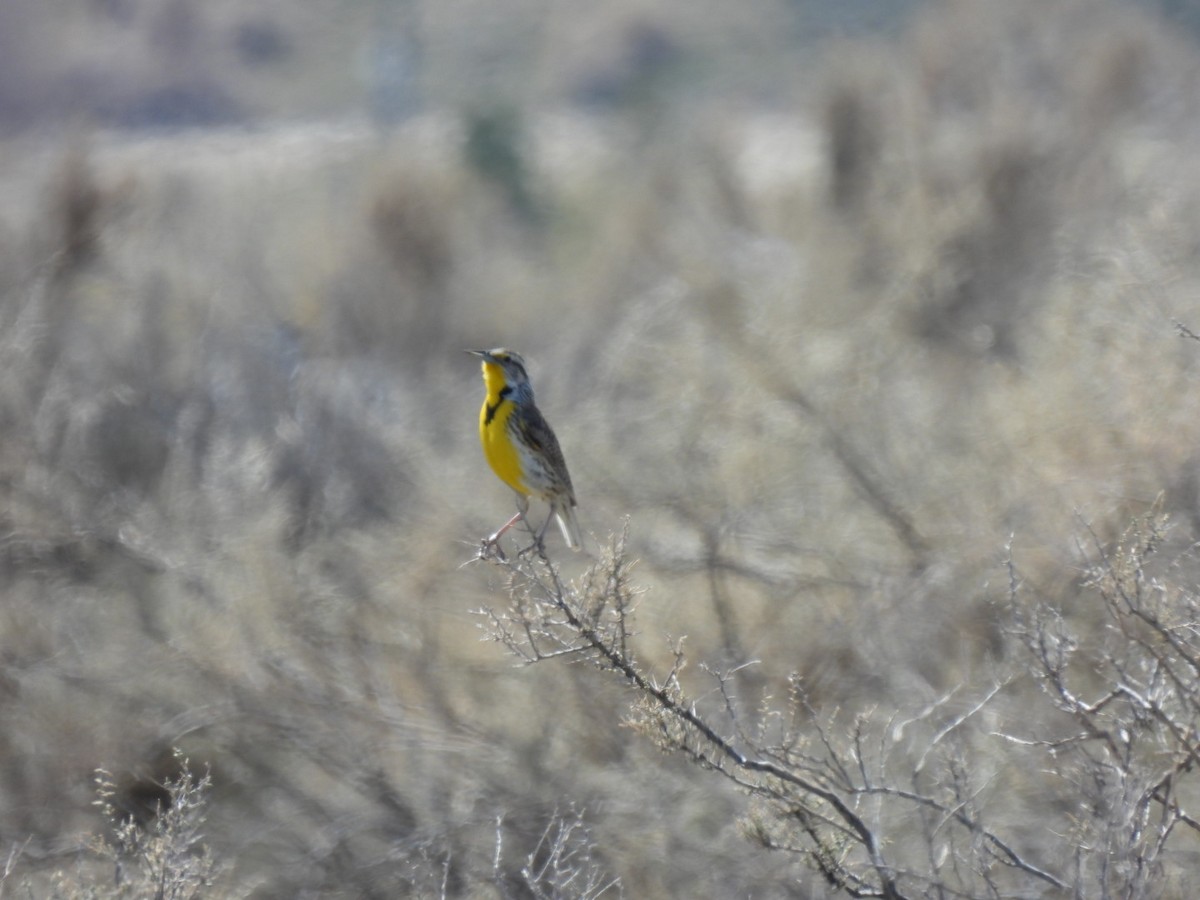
top-left (820, 50), bottom-right (886, 212)
top-left (4, 0), bottom-right (1200, 897)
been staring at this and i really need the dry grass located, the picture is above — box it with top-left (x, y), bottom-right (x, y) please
top-left (1, 0), bottom-right (1200, 896)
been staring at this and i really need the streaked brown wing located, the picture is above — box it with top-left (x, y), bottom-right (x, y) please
top-left (516, 403), bottom-right (576, 501)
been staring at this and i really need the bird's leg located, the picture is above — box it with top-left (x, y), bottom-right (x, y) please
top-left (490, 510), bottom-right (525, 542)
top-left (517, 508), bottom-right (556, 559)
top-left (537, 509), bottom-right (554, 545)
top-left (479, 510), bottom-right (523, 560)
top-left (480, 495), bottom-right (530, 560)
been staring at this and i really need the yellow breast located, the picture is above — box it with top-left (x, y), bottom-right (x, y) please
top-left (479, 395), bottom-right (530, 495)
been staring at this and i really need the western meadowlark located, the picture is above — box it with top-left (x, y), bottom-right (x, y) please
top-left (468, 348), bottom-right (581, 552)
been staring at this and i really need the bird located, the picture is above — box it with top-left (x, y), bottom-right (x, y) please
top-left (467, 348), bottom-right (581, 552)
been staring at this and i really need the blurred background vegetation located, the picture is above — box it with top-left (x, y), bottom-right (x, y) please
top-left (3, 0), bottom-right (1200, 895)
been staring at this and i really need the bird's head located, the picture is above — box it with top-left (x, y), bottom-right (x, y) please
top-left (467, 348), bottom-right (531, 394)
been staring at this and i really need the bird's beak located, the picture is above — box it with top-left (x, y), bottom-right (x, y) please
top-left (466, 349), bottom-right (493, 362)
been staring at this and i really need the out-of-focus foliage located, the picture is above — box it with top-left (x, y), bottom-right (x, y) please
top-left (2, 0), bottom-right (1200, 896)
top-left (0, 0), bottom-right (929, 132)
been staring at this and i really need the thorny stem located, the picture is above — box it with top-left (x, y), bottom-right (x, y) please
top-left (477, 534), bottom-right (1070, 899)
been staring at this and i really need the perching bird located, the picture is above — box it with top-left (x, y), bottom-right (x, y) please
top-left (468, 348), bottom-right (581, 552)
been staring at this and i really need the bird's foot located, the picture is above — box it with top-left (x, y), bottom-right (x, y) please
top-left (516, 535), bottom-right (546, 559)
top-left (477, 535), bottom-right (507, 562)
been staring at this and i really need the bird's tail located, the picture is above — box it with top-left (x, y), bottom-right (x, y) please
top-left (554, 502), bottom-right (582, 551)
